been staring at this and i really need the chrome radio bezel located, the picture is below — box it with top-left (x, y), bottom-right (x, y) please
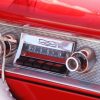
top-left (14, 33), bottom-right (76, 64)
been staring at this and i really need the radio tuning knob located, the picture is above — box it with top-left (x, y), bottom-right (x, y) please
top-left (2, 32), bottom-right (18, 57)
top-left (65, 47), bottom-right (96, 73)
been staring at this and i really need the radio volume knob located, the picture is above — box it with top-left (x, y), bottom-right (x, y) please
top-left (66, 47), bottom-right (96, 73)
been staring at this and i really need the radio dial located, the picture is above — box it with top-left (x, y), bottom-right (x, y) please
top-left (66, 47), bottom-right (96, 73)
top-left (0, 32), bottom-right (18, 57)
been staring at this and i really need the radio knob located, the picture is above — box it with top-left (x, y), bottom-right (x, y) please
top-left (66, 47), bottom-right (96, 73)
top-left (2, 32), bottom-right (18, 57)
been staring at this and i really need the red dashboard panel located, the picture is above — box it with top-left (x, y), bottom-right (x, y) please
top-left (0, 0), bottom-right (100, 38)
top-left (35, 0), bottom-right (100, 29)
top-left (0, 0), bottom-right (100, 100)
top-left (6, 78), bottom-right (98, 100)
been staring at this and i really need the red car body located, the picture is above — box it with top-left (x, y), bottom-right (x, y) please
top-left (0, 0), bottom-right (100, 100)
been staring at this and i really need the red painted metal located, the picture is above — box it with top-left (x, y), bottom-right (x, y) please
top-left (0, 0), bottom-right (100, 37)
top-left (0, 0), bottom-right (100, 100)
top-left (5, 72), bottom-right (100, 98)
top-left (6, 78), bottom-right (99, 100)
top-left (35, 0), bottom-right (100, 29)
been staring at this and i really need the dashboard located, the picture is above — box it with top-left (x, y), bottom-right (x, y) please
top-left (0, 0), bottom-right (100, 100)
top-left (0, 21), bottom-right (99, 99)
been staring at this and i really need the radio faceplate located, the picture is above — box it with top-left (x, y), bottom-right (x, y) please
top-left (14, 33), bottom-right (75, 75)
top-left (14, 33), bottom-right (75, 61)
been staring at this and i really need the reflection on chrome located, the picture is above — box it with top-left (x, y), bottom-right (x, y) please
top-left (66, 47), bottom-right (96, 73)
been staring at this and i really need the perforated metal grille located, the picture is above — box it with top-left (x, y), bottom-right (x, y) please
top-left (0, 22), bottom-right (100, 85)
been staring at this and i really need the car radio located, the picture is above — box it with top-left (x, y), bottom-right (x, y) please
top-left (14, 32), bottom-right (96, 75)
top-left (14, 33), bottom-right (75, 75)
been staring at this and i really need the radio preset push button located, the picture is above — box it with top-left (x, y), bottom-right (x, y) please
top-left (42, 62), bottom-right (53, 71)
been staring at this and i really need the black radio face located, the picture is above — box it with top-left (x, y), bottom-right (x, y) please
top-left (14, 33), bottom-right (75, 75)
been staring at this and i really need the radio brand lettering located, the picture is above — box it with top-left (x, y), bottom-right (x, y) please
top-left (39, 39), bottom-right (57, 48)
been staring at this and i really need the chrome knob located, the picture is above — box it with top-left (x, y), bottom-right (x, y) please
top-left (2, 32), bottom-right (18, 57)
top-left (66, 47), bottom-right (96, 73)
